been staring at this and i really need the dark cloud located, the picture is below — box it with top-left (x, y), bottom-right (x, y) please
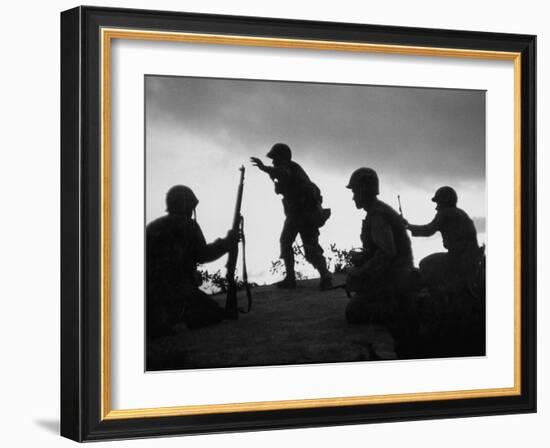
top-left (146, 76), bottom-right (485, 186)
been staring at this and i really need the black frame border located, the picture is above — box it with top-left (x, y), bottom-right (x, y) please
top-left (61, 6), bottom-right (536, 442)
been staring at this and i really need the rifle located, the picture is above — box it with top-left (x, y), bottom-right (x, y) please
top-left (225, 166), bottom-right (252, 319)
top-left (398, 194), bottom-right (404, 217)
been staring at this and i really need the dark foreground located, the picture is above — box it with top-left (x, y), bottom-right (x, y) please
top-left (147, 274), bottom-right (485, 371)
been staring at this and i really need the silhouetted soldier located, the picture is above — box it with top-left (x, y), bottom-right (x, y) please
top-left (344, 168), bottom-right (418, 325)
top-left (405, 186), bottom-right (481, 296)
top-left (250, 143), bottom-right (332, 290)
top-left (146, 185), bottom-right (236, 337)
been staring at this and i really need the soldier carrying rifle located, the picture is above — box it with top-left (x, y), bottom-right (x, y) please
top-left (146, 185), bottom-right (237, 337)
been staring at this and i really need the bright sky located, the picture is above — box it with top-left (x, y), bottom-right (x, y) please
top-left (145, 76), bottom-right (486, 285)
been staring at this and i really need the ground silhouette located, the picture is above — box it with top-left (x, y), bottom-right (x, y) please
top-left (147, 273), bottom-right (396, 371)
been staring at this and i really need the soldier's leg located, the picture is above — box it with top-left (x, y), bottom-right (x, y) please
top-left (183, 288), bottom-right (225, 330)
top-left (419, 252), bottom-right (450, 301)
top-left (345, 295), bottom-right (371, 324)
top-left (345, 289), bottom-right (397, 325)
top-left (147, 303), bottom-right (173, 338)
top-left (452, 246), bottom-right (482, 294)
top-left (279, 218), bottom-right (299, 288)
top-left (300, 226), bottom-right (332, 290)
top-left (147, 286), bottom-right (181, 338)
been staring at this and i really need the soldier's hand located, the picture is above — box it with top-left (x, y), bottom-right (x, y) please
top-left (402, 217), bottom-right (409, 228)
top-left (225, 229), bottom-right (239, 247)
top-left (250, 157), bottom-right (265, 170)
top-left (349, 249), bottom-right (365, 267)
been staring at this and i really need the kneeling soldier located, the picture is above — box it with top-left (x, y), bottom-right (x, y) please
top-left (405, 186), bottom-right (482, 298)
top-left (345, 168), bottom-right (418, 325)
top-left (146, 185), bottom-right (236, 337)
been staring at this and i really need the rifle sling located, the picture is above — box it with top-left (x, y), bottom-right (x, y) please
top-left (239, 215), bottom-right (252, 313)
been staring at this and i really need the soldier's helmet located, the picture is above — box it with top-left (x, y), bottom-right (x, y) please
top-left (266, 143), bottom-right (292, 162)
top-left (166, 185), bottom-right (199, 214)
top-left (346, 167), bottom-right (380, 195)
top-left (431, 186), bottom-right (458, 207)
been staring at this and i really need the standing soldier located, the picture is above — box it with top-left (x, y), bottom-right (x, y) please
top-left (344, 168), bottom-right (418, 325)
top-left (404, 186), bottom-right (482, 296)
top-left (146, 185), bottom-right (236, 337)
top-left (250, 143), bottom-right (332, 290)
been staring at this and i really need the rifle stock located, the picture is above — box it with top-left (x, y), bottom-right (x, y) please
top-left (225, 166), bottom-right (245, 319)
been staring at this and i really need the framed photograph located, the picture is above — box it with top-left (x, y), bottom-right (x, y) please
top-left (61, 6), bottom-right (536, 441)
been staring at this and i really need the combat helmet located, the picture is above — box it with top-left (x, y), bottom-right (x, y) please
top-left (431, 186), bottom-right (457, 207)
top-left (346, 167), bottom-right (380, 195)
top-left (266, 143), bottom-right (292, 162)
top-left (166, 185), bottom-right (199, 214)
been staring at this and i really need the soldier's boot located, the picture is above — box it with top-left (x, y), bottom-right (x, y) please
top-left (319, 276), bottom-right (333, 291)
top-left (315, 260), bottom-right (333, 291)
top-left (277, 256), bottom-right (297, 289)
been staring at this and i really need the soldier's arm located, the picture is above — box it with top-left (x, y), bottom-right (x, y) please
top-left (200, 239), bottom-right (230, 263)
top-left (194, 223), bottom-right (231, 263)
top-left (352, 215), bottom-right (395, 278)
top-left (250, 157), bottom-right (285, 180)
top-left (408, 213), bottom-right (441, 237)
top-left (253, 158), bottom-right (291, 179)
top-left (365, 215), bottom-right (396, 272)
top-left (264, 165), bottom-right (290, 181)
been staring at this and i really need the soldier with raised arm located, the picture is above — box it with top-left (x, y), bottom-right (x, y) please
top-left (251, 143), bottom-right (332, 290)
top-left (404, 186), bottom-right (482, 296)
top-left (146, 185), bottom-right (236, 337)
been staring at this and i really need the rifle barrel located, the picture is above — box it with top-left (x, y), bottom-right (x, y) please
top-left (225, 166), bottom-right (246, 320)
top-left (398, 194), bottom-right (403, 216)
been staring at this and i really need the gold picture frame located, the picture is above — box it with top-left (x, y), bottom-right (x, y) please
top-left (61, 6), bottom-right (536, 441)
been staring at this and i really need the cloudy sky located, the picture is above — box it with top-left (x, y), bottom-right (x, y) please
top-left (145, 75), bottom-right (486, 284)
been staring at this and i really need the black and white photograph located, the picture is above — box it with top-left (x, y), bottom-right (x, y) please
top-left (55, 3), bottom-right (538, 444)
top-left (145, 75), bottom-right (487, 371)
